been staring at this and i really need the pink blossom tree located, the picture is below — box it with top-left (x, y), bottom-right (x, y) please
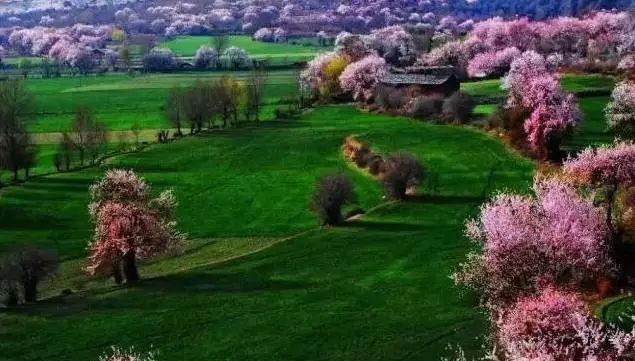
top-left (503, 51), bottom-right (581, 160)
top-left (87, 169), bottom-right (184, 284)
top-left (467, 47), bottom-right (521, 78)
top-left (299, 51), bottom-right (338, 95)
top-left (335, 32), bottom-right (369, 62)
top-left (606, 81), bottom-right (635, 140)
top-left (563, 141), bottom-right (635, 244)
top-left (365, 25), bottom-right (416, 66)
top-left (339, 53), bottom-right (386, 102)
top-left (454, 178), bottom-right (612, 308)
top-left (498, 287), bottom-right (635, 360)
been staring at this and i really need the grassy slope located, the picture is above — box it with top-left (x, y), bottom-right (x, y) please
top-left (0, 106), bottom-right (534, 360)
top-left (161, 35), bottom-right (328, 61)
top-left (461, 73), bottom-right (615, 98)
top-left (24, 70), bottom-right (300, 134)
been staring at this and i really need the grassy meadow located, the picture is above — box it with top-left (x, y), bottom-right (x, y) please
top-left (461, 73), bottom-right (616, 98)
top-left (0, 105), bottom-right (535, 360)
top-left (24, 69), bottom-right (300, 134)
top-left (161, 35), bottom-right (329, 64)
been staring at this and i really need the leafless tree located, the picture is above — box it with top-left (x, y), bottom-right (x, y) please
top-left (166, 86), bottom-right (186, 136)
top-left (381, 152), bottom-right (425, 199)
top-left (211, 35), bottom-right (229, 67)
top-left (310, 173), bottom-right (356, 226)
top-left (70, 106), bottom-right (106, 165)
top-left (0, 78), bottom-right (36, 182)
top-left (245, 66), bottom-right (268, 124)
top-left (0, 247), bottom-right (57, 305)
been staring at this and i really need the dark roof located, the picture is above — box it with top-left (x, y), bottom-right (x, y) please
top-left (379, 72), bottom-right (455, 86)
top-left (379, 66), bottom-right (457, 86)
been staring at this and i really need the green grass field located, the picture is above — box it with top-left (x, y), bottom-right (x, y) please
top-left (23, 70), bottom-right (300, 134)
top-left (160, 35), bottom-right (329, 64)
top-left (0, 105), bottom-right (535, 360)
top-left (462, 73), bottom-right (616, 98)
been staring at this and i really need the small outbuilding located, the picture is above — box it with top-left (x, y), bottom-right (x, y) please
top-left (379, 66), bottom-right (460, 97)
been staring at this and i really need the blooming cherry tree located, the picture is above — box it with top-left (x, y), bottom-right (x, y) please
top-left (455, 178), bottom-right (612, 307)
top-left (503, 51), bottom-right (581, 160)
top-left (564, 141), bottom-right (635, 242)
top-left (339, 54), bottom-right (386, 102)
top-left (87, 170), bottom-right (184, 284)
top-left (498, 287), bottom-right (635, 360)
top-left (467, 47), bottom-right (521, 78)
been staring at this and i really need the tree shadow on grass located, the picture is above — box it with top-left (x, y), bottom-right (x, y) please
top-left (137, 271), bottom-right (308, 294)
top-left (0, 204), bottom-right (74, 231)
top-left (343, 220), bottom-right (426, 233)
top-left (7, 271), bottom-right (309, 316)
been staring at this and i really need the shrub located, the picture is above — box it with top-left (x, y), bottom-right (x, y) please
top-left (381, 152), bottom-right (425, 199)
top-left (487, 104), bottom-right (532, 148)
top-left (0, 247), bottom-right (57, 305)
top-left (142, 48), bottom-right (177, 72)
top-left (311, 173), bottom-right (356, 226)
top-left (318, 55), bottom-right (350, 101)
top-left (410, 95), bottom-right (443, 119)
top-left (387, 89), bottom-right (407, 110)
top-left (442, 92), bottom-right (475, 124)
top-left (342, 136), bottom-right (371, 167)
top-left (193, 46), bottom-right (218, 69)
top-left (367, 155), bottom-right (384, 175)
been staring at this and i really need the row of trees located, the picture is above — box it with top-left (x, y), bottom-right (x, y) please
top-left (165, 68), bottom-right (268, 134)
top-left (311, 152), bottom-right (425, 226)
top-left (54, 107), bottom-right (107, 171)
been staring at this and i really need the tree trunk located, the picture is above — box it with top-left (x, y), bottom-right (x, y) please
top-left (12, 168), bottom-right (18, 182)
top-left (546, 135), bottom-right (562, 163)
top-left (123, 251), bottom-right (140, 283)
top-left (6, 287), bottom-right (19, 306)
top-left (23, 279), bottom-right (38, 303)
top-left (112, 261), bottom-right (123, 285)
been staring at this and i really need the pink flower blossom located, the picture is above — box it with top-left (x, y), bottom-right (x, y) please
top-left (467, 47), bottom-right (521, 78)
top-left (564, 141), bottom-right (635, 187)
top-left (339, 53), bottom-right (386, 102)
top-left (498, 287), bottom-right (635, 360)
top-left (458, 178), bottom-right (612, 307)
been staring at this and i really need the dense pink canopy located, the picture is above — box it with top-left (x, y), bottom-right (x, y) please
top-left (564, 141), bottom-right (635, 186)
top-left (498, 287), bottom-right (635, 360)
top-left (464, 178), bottom-right (611, 305)
top-left (339, 53), bottom-right (386, 102)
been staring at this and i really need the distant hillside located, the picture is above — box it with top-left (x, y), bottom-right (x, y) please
top-left (1, 0), bottom-right (633, 18)
top-left (453, 0), bottom-right (634, 18)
